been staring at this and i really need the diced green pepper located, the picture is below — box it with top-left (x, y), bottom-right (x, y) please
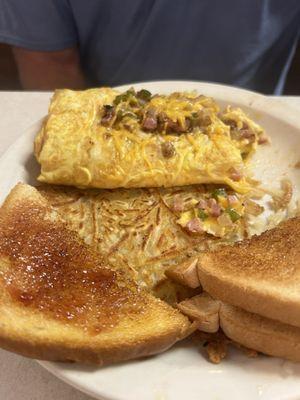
top-left (103, 104), bottom-right (114, 112)
top-left (114, 94), bottom-right (127, 105)
top-left (226, 208), bottom-right (241, 222)
top-left (198, 209), bottom-right (208, 220)
top-left (113, 88), bottom-right (136, 105)
top-left (212, 188), bottom-right (227, 200)
top-left (137, 89), bottom-right (152, 102)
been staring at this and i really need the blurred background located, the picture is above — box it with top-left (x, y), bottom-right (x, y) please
top-left (1, 42), bottom-right (299, 93)
top-left (1, 0), bottom-right (299, 95)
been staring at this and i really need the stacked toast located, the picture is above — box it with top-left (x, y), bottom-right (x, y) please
top-left (171, 217), bottom-right (300, 362)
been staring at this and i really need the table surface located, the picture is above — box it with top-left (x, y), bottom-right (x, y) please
top-left (0, 91), bottom-right (299, 400)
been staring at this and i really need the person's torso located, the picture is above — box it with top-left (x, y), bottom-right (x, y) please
top-left (70, 0), bottom-right (300, 94)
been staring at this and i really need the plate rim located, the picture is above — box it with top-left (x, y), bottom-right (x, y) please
top-left (1, 80), bottom-right (300, 400)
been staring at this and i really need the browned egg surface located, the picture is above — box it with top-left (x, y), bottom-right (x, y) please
top-left (0, 202), bottom-right (147, 333)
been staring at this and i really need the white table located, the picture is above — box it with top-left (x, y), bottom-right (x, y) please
top-left (0, 91), bottom-right (299, 400)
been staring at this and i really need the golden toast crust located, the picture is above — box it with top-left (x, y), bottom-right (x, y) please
top-left (0, 184), bottom-right (191, 364)
top-left (198, 217), bottom-right (300, 327)
top-left (220, 303), bottom-right (300, 362)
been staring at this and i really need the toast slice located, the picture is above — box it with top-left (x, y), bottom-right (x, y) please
top-left (197, 217), bottom-right (300, 328)
top-left (220, 303), bottom-right (300, 362)
top-left (178, 293), bottom-right (300, 362)
top-left (0, 183), bottom-right (191, 365)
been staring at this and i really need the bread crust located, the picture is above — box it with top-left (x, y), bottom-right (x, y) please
top-left (198, 217), bottom-right (300, 328)
top-left (0, 321), bottom-right (191, 365)
top-left (220, 303), bottom-right (300, 362)
top-left (0, 183), bottom-right (192, 365)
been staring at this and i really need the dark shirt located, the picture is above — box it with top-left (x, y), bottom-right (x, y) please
top-left (0, 0), bottom-right (299, 93)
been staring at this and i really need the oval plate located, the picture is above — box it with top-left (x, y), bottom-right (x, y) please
top-left (0, 81), bottom-right (300, 400)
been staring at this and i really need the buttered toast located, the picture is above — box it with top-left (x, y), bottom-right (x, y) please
top-left (220, 303), bottom-right (300, 362)
top-left (197, 217), bottom-right (300, 328)
top-left (178, 293), bottom-right (300, 362)
top-left (0, 184), bottom-right (191, 365)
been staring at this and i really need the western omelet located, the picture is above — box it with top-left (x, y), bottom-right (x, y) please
top-left (35, 88), bottom-right (265, 193)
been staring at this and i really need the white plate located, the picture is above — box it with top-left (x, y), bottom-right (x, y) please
top-left (0, 81), bottom-right (300, 400)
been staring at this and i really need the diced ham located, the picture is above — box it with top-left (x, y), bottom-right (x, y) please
top-left (186, 218), bottom-right (203, 233)
top-left (161, 142), bottom-right (175, 158)
top-left (101, 105), bottom-right (115, 126)
top-left (239, 129), bottom-right (255, 140)
top-left (207, 198), bottom-right (221, 217)
top-left (197, 199), bottom-right (208, 209)
top-left (172, 196), bottom-right (184, 212)
top-left (142, 115), bottom-right (157, 131)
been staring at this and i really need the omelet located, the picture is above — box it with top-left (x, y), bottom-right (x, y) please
top-left (34, 88), bottom-right (265, 193)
